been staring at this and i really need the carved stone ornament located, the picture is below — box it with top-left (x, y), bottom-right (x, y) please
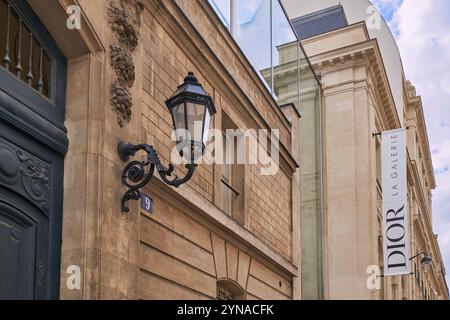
top-left (17, 150), bottom-right (51, 212)
top-left (107, 0), bottom-right (144, 51)
top-left (108, 0), bottom-right (143, 127)
top-left (110, 45), bottom-right (136, 87)
top-left (111, 80), bottom-right (133, 127)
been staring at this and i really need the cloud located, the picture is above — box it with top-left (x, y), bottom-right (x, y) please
top-left (371, 0), bottom-right (403, 21)
top-left (373, 0), bottom-right (450, 290)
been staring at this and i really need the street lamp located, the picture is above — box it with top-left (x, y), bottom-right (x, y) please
top-left (118, 72), bottom-right (216, 212)
top-left (410, 252), bottom-right (433, 270)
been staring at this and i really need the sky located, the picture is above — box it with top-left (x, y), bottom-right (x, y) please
top-left (372, 0), bottom-right (450, 287)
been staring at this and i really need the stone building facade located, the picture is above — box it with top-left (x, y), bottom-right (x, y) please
top-left (304, 22), bottom-right (448, 300)
top-left (1, 0), bottom-right (448, 301)
top-left (0, 0), bottom-right (301, 300)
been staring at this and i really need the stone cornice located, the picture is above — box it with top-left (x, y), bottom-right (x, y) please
top-left (307, 39), bottom-right (401, 130)
top-left (413, 215), bottom-right (448, 297)
top-left (406, 85), bottom-right (436, 189)
top-left (301, 21), bottom-right (371, 48)
top-left (410, 154), bottom-right (448, 296)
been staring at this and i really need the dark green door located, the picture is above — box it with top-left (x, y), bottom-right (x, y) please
top-left (0, 0), bottom-right (67, 299)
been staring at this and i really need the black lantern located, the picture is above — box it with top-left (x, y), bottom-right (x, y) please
top-left (165, 72), bottom-right (216, 160)
top-left (410, 252), bottom-right (433, 270)
top-left (421, 255), bottom-right (433, 268)
top-left (118, 72), bottom-right (216, 212)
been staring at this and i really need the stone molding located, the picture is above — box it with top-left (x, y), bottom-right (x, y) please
top-left (308, 40), bottom-right (401, 131)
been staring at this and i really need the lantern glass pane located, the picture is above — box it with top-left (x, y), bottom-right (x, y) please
top-left (186, 102), bottom-right (206, 144)
top-left (172, 103), bottom-right (187, 143)
top-left (203, 111), bottom-right (212, 145)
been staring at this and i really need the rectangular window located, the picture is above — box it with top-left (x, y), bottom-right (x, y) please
top-left (220, 113), bottom-right (244, 224)
top-left (376, 138), bottom-right (382, 187)
top-left (217, 284), bottom-right (233, 300)
top-left (0, 0), bottom-right (51, 97)
top-left (414, 262), bottom-right (418, 279)
top-left (221, 132), bottom-right (235, 216)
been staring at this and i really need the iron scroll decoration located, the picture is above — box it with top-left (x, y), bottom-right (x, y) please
top-left (118, 142), bottom-right (197, 212)
top-left (118, 72), bottom-right (216, 212)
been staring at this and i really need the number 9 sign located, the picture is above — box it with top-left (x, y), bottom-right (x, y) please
top-left (140, 193), bottom-right (153, 214)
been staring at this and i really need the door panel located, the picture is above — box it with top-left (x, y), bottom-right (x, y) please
top-left (0, 126), bottom-right (58, 300)
top-left (0, 201), bottom-right (37, 300)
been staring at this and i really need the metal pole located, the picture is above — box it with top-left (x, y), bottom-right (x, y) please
top-left (230, 0), bottom-right (237, 38)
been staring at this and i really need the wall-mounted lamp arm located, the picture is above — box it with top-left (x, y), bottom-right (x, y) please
top-left (158, 163), bottom-right (196, 188)
top-left (118, 141), bottom-right (197, 212)
top-left (409, 252), bottom-right (426, 261)
top-left (372, 132), bottom-right (382, 137)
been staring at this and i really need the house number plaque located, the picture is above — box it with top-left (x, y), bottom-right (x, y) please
top-left (140, 193), bottom-right (153, 214)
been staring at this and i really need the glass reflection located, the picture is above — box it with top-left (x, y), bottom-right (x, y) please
top-left (208, 0), bottom-right (324, 299)
top-left (299, 47), bottom-right (323, 300)
top-left (172, 103), bottom-right (187, 143)
top-left (209, 0), bottom-right (231, 28)
top-left (208, 0), bottom-right (300, 98)
top-left (272, 0), bottom-right (298, 100)
top-left (186, 102), bottom-right (206, 145)
top-left (236, 0), bottom-right (272, 90)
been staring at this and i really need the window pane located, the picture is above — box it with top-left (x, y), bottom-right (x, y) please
top-left (272, 0), bottom-right (298, 102)
top-left (0, 0), bottom-right (51, 97)
top-left (217, 284), bottom-right (233, 300)
top-left (236, 0), bottom-right (271, 90)
top-left (222, 163), bottom-right (230, 181)
top-left (299, 44), bottom-right (323, 299)
top-left (222, 132), bottom-right (234, 177)
top-left (376, 139), bottom-right (381, 185)
top-left (221, 131), bottom-right (232, 216)
top-left (209, 0), bottom-right (300, 101)
top-left (221, 182), bottom-right (233, 216)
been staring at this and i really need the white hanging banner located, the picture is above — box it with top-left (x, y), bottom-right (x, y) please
top-left (382, 128), bottom-right (410, 276)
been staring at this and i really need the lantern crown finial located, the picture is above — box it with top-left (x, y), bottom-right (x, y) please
top-left (184, 71), bottom-right (198, 84)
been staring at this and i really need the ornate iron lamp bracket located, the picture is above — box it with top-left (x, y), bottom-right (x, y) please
top-left (118, 141), bottom-right (197, 212)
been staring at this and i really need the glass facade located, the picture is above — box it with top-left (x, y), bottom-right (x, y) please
top-left (209, 0), bottom-right (231, 28)
top-left (236, 0), bottom-right (271, 91)
top-left (298, 50), bottom-right (323, 300)
top-left (208, 0), bottom-right (299, 103)
top-left (209, 0), bottom-right (324, 299)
